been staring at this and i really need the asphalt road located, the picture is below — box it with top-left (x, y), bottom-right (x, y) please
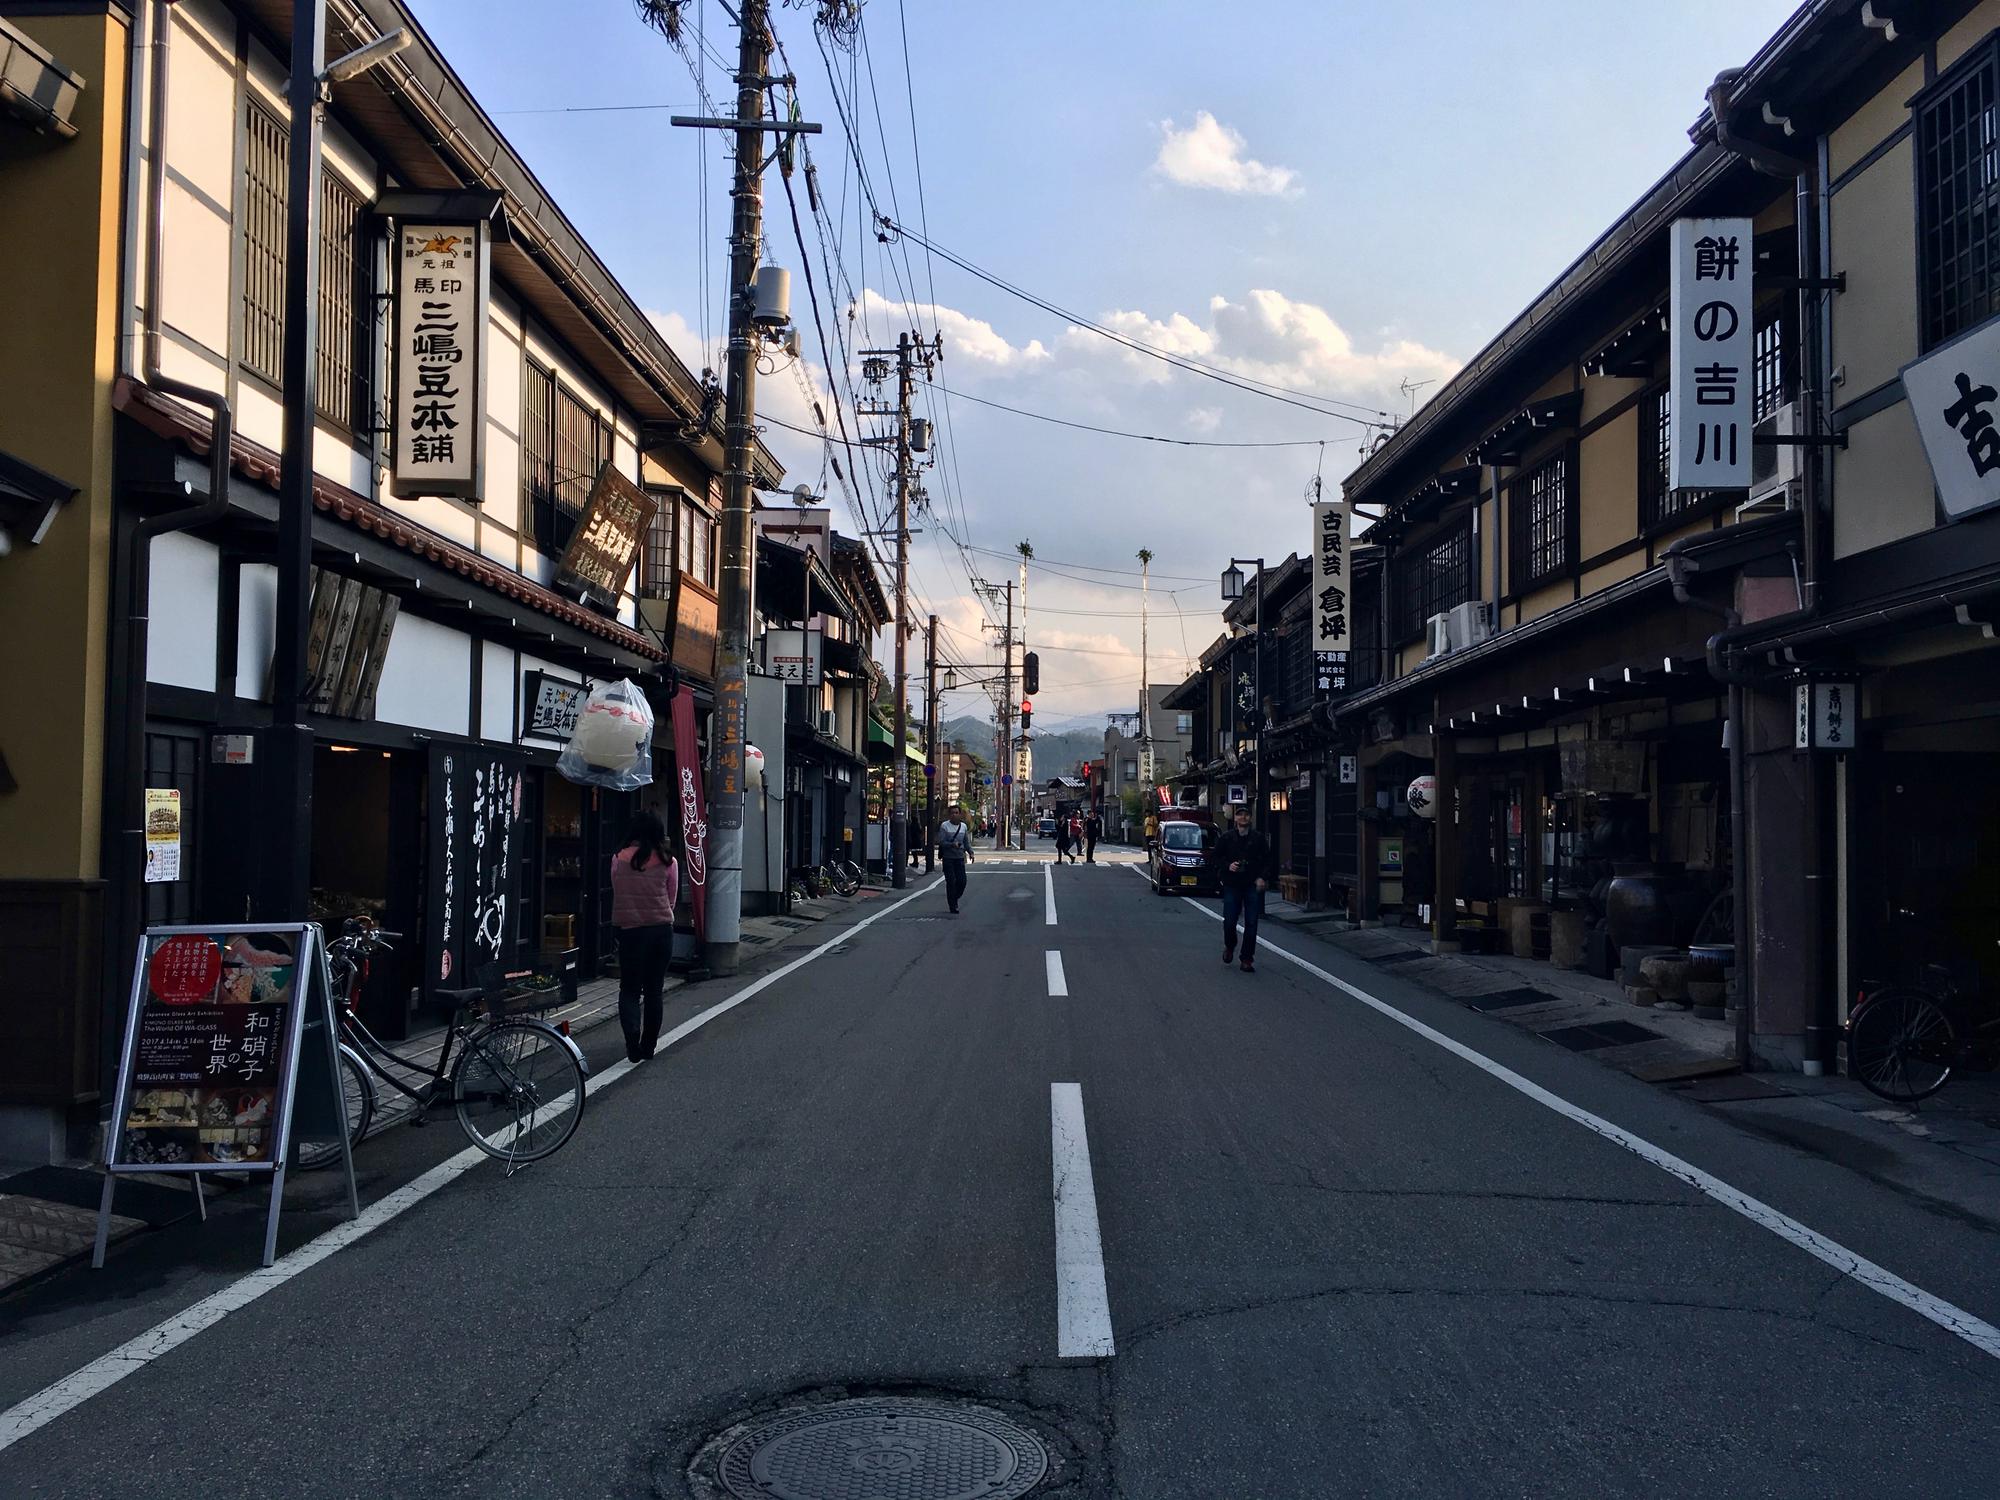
top-left (4, 848), bottom-right (2000, 1498)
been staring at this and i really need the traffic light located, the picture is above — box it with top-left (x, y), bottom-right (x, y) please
top-left (1020, 699), bottom-right (1032, 732)
top-left (1022, 651), bottom-right (1040, 695)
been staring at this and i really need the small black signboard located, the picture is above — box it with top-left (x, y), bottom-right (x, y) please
top-left (554, 462), bottom-right (657, 609)
top-left (523, 670), bottom-right (587, 742)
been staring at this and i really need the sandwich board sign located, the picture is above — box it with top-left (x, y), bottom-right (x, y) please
top-left (95, 923), bottom-right (357, 1270)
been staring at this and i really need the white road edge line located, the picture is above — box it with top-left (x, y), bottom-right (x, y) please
top-left (1172, 894), bottom-right (2000, 1362)
top-left (1050, 1082), bottom-right (1115, 1358)
top-left (1046, 950), bottom-right (1068, 998)
top-left (0, 878), bottom-right (947, 1455)
top-left (1044, 862), bottom-right (1057, 926)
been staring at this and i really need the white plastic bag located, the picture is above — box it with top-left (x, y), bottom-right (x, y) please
top-left (557, 677), bottom-right (656, 790)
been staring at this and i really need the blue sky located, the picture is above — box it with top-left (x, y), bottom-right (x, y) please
top-left (408, 0), bottom-right (1799, 722)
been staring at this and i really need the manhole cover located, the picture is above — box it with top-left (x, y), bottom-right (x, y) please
top-left (716, 1397), bottom-right (1049, 1500)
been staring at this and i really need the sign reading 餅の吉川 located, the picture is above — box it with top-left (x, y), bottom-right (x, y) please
top-left (391, 222), bottom-right (488, 500)
top-left (554, 463), bottom-right (658, 609)
top-left (1669, 217), bottom-right (1753, 491)
top-left (1311, 498), bottom-right (1351, 695)
top-left (1902, 317), bottom-right (2000, 521)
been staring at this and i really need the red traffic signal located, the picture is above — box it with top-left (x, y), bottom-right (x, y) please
top-left (1021, 699), bottom-right (1033, 714)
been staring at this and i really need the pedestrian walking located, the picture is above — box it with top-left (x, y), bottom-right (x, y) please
top-left (1067, 814), bottom-right (1084, 864)
top-left (937, 801), bottom-right (975, 914)
top-left (1213, 805), bottom-right (1274, 973)
top-left (1084, 810), bottom-right (1102, 863)
top-left (609, 809), bottom-right (679, 1061)
top-left (1054, 815), bottom-right (1071, 863)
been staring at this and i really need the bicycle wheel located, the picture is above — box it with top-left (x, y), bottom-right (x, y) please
top-left (1849, 987), bottom-right (1958, 1102)
top-left (452, 1020), bottom-right (587, 1162)
top-left (297, 1043), bottom-right (376, 1170)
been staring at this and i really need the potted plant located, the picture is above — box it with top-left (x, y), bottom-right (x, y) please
top-left (1685, 957), bottom-right (1727, 1019)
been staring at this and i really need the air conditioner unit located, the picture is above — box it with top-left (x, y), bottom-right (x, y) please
top-left (1426, 612), bottom-right (1454, 658)
top-left (817, 709), bottom-right (836, 735)
top-left (1742, 401), bottom-right (1803, 518)
top-left (1449, 601), bottom-right (1495, 650)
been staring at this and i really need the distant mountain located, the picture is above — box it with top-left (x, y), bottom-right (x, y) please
top-left (938, 714), bottom-right (1108, 784)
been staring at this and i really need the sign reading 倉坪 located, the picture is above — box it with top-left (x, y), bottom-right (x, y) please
top-left (1669, 216), bottom-right (1753, 491)
top-left (1794, 681), bottom-right (1859, 751)
top-left (555, 463), bottom-right (658, 608)
top-left (1902, 318), bottom-right (2000, 521)
top-left (1310, 499), bottom-right (1352, 654)
top-left (391, 221), bottom-right (488, 501)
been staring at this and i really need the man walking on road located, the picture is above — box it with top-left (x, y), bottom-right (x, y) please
top-left (1214, 806), bottom-right (1274, 972)
top-left (1084, 809), bottom-right (1102, 863)
top-left (937, 801), bottom-right (975, 914)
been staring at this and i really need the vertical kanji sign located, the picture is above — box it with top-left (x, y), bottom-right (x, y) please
top-left (391, 221), bottom-right (489, 501)
top-left (1669, 216), bottom-right (1753, 491)
top-left (1311, 497), bottom-right (1351, 695)
top-left (1901, 317), bottom-right (2000, 521)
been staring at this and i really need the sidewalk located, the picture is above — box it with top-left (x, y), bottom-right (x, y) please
top-left (0, 884), bottom-right (887, 1299)
top-left (1258, 901), bottom-right (2000, 1230)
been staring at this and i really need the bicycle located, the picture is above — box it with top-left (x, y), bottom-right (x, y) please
top-left (298, 919), bottom-right (589, 1172)
top-left (1848, 963), bottom-right (2000, 1103)
top-left (818, 860), bottom-right (860, 897)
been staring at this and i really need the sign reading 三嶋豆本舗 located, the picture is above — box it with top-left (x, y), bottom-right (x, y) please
top-left (391, 221), bottom-right (488, 501)
top-left (1669, 216), bottom-right (1753, 492)
top-left (554, 463), bottom-right (658, 608)
top-left (523, 671), bottom-right (588, 742)
top-left (1902, 317), bottom-right (2000, 521)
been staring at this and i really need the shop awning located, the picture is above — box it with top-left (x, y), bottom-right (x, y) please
top-left (866, 718), bottom-right (926, 766)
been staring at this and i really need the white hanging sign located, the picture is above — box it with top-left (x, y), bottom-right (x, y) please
top-left (1793, 682), bottom-right (1858, 751)
top-left (1669, 217), bottom-right (1754, 491)
top-left (1901, 317), bottom-right (2000, 521)
top-left (390, 221), bottom-right (489, 501)
top-left (1310, 498), bottom-right (1352, 656)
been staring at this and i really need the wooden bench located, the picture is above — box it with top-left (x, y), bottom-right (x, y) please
top-left (1278, 873), bottom-right (1309, 905)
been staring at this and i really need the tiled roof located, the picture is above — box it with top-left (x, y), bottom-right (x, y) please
top-left (114, 378), bottom-right (662, 661)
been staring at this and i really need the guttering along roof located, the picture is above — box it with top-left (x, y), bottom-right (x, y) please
top-left (1343, 142), bottom-right (1746, 514)
top-left (264, 0), bottom-right (781, 486)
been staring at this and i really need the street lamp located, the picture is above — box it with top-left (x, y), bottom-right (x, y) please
top-left (942, 666), bottom-right (957, 691)
top-left (1222, 556), bottom-right (1266, 834)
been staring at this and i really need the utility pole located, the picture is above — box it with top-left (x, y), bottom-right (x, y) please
top-left (1138, 547), bottom-right (1153, 803)
top-left (859, 331), bottom-right (933, 887)
top-left (924, 612), bottom-right (938, 874)
top-left (1015, 540), bottom-right (1032, 817)
top-left (664, 0), bottom-right (819, 974)
top-left (262, 0), bottom-right (329, 921)
top-left (1001, 579), bottom-right (1015, 852)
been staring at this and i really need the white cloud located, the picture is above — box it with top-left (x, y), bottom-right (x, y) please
top-left (851, 290), bottom-right (1050, 369)
top-left (1154, 112), bottom-right (1299, 197)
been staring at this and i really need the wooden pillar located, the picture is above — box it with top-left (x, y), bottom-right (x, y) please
top-left (1433, 726), bottom-right (1459, 947)
top-left (1357, 760), bottom-right (1381, 922)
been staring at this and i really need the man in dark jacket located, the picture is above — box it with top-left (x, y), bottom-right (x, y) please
top-left (1083, 811), bottom-right (1102, 863)
top-left (1212, 805), bottom-right (1274, 972)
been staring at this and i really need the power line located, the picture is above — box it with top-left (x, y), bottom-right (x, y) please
top-left (938, 383), bottom-right (1342, 449)
top-left (876, 215), bottom-right (1399, 429)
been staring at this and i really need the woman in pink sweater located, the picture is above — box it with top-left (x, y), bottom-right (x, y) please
top-left (609, 810), bottom-right (679, 1062)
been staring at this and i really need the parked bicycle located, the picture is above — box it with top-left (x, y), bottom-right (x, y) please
top-left (298, 919), bottom-right (589, 1172)
top-left (1848, 963), bottom-right (2000, 1103)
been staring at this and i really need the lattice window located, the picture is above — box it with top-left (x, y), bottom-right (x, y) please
top-left (1751, 309), bottom-right (1787, 421)
top-left (523, 360), bottom-right (556, 547)
top-left (1511, 449), bottom-right (1572, 589)
top-left (242, 102), bottom-right (287, 384)
top-left (545, 387), bottom-right (603, 554)
top-left (1395, 521), bottom-right (1472, 641)
top-left (640, 488), bottom-right (678, 599)
top-left (1917, 37), bottom-right (2000, 348)
top-left (681, 496), bottom-right (715, 587)
top-left (316, 174), bottom-right (365, 430)
top-left (239, 101), bottom-right (368, 427)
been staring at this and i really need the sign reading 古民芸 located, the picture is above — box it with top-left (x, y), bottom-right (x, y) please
top-left (391, 221), bottom-right (488, 501)
top-left (1902, 317), bottom-right (2000, 521)
top-left (1669, 217), bottom-right (1753, 492)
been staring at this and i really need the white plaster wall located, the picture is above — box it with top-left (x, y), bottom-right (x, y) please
top-left (148, 533), bottom-right (219, 692)
top-left (482, 640), bottom-right (516, 744)
top-left (235, 562), bottom-right (277, 700)
top-left (372, 612), bottom-right (472, 736)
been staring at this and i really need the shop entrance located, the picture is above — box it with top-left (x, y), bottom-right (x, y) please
top-left (311, 742), bottom-right (421, 1035)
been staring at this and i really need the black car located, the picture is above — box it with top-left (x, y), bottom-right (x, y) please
top-left (1149, 819), bottom-right (1216, 895)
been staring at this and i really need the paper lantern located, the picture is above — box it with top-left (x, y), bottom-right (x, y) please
top-left (1406, 775), bottom-right (1439, 819)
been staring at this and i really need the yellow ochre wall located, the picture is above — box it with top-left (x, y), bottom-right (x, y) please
top-left (0, 11), bottom-right (129, 882)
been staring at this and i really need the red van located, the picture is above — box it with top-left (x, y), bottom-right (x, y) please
top-left (1149, 808), bottom-right (1216, 895)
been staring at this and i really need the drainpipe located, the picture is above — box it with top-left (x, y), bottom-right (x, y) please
top-left (106, 0), bottom-right (236, 1085)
